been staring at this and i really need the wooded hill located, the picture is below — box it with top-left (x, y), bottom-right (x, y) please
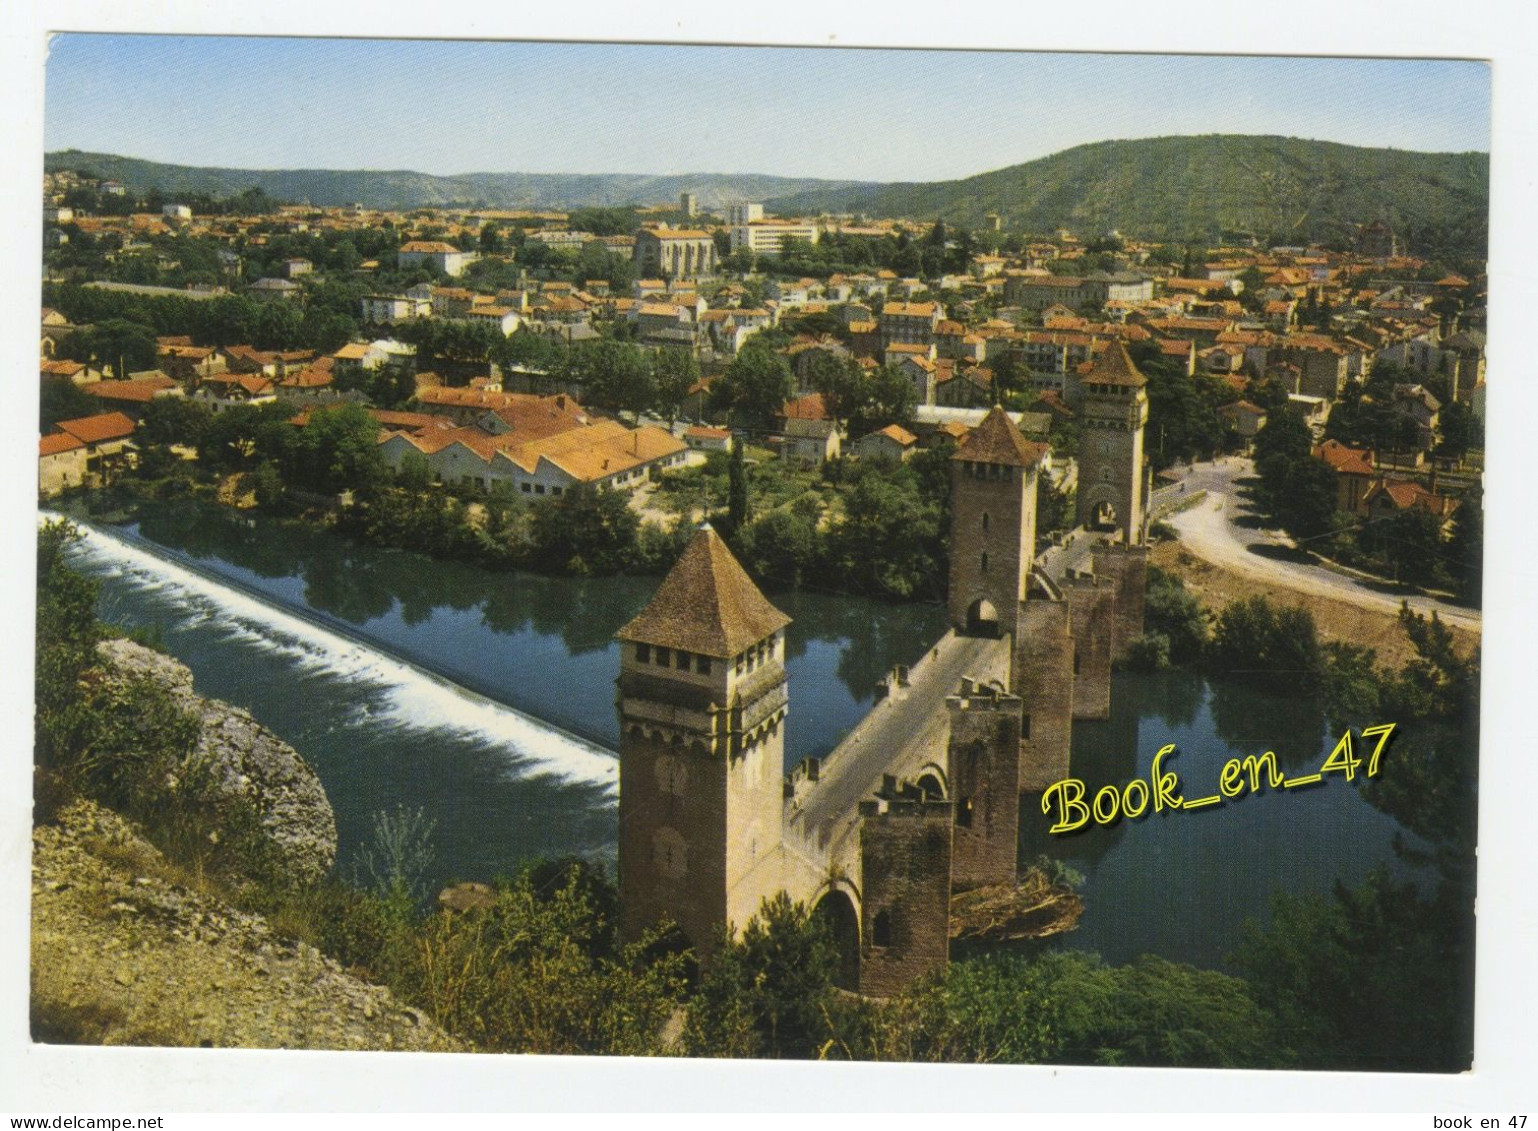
top-left (43, 150), bottom-right (877, 214)
top-left (764, 135), bottom-right (1489, 254)
top-left (47, 135), bottom-right (1489, 254)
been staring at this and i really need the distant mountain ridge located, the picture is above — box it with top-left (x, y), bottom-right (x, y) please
top-left (43, 150), bottom-right (878, 213)
top-left (763, 135), bottom-right (1489, 253)
top-left (46, 136), bottom-right (1489, 253)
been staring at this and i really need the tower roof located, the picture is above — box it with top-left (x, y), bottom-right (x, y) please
top-left (952, 405), bottom-right (1048, 468)
top-left (1084, 339), bottom-right (1147, 388)
top-left (616, 525), bottom-right (790, 658)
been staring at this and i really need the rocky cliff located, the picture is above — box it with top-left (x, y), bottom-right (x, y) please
top-left (96, 638), bottom-right (336, 886)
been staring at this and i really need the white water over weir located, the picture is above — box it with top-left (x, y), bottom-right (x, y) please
top-left (42, 511), bottom-right (620, 793)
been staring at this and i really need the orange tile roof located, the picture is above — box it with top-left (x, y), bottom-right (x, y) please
top-left (39, 432), bottom-right (85, 457)
top-left (781, 393), bottom-right (830, 422)
top-left (57, 412), bottom-right (136, 445)
top-left (1314, 439), bottom-right (1373, 477)
top-left (83, 375), bottom-right (178, 403)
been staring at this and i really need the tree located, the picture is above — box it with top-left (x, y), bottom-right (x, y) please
top-left (526, 485), bottom-right (640, 576)
top-left (650, 349), bottom-right (698, 429)
top-left (61, 318), bottom-right (158, 376)
top-left (849, 363), bottom-right (918, 437)
top-left (1446, 483), bottom-right (1483, 606)
top-left (568, 340), bottom-right (653, 422)
top-left (396, 451), bottom-right (433, 492)
top-left (684, 893), bottom-right (847, 1059)
top-left (40, 377), bottom-right (98, 431)
top-left (1206, 594), bottom-right (1323, 693)
top-left (1269, 455), bottom-right (1341, 542)
top-left (806, 352), bottom-right (864, 432)
top-left (713, 343), bottom-right (794, 432)
top-left (35, 521), bottom-right (201, 815)
top-left (283, 402), bottom-right (387, 495)
top-left (137, 396), bottom-right (213, 451)
top-left (822, 467), bottom-right (943, 599)
top-left (1142, 566), bottom-right (1208, 666)
top-left (405, 864), bottom-right (689, 1055)
top-left (726, 441), bottom-right (750, 536)
top-left (1358, 507), bottom-right (1447, 588)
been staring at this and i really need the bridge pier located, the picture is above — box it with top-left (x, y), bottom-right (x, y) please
top-left (1064, 578), bottom-right (1115, 720)
top-left (946, 680), bottom-right (1022, 890)
top-left (1011, 598), bottom-right (1075, 790)
top-left (856, 796), bottom-right (953, 997)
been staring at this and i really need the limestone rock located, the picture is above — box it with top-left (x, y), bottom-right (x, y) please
top-left (96, 638), bottom-right (337, 886)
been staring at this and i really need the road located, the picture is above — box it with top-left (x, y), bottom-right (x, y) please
top-left (1153, 457), bottom-right (1482, 633)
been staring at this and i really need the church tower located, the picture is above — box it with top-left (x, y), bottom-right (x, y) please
top-left (614, 525), bottom-right (791, 956)
top-left (1074, 340), bottom-right (1149, 546)
top-left (947, 405), bottom-right (1047, 640)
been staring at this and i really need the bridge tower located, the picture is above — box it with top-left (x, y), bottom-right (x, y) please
top-left (947, 405), bottom-right (1048, 640)
top-left (1074, 340), bottom-right (1149, 546)
top-left (614, 524), bottom-right (791, 957)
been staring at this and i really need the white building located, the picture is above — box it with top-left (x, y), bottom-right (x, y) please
top-left (397, 241), bottom-right (474, 278)
top-left (730, 220), bottom-right (821, 257)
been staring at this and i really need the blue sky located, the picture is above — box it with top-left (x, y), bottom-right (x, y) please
top-left (44, 36), bottom-right (1490, 181)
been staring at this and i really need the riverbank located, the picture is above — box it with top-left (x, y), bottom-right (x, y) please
top-left (1150, 538), bottom-right (1479, 669)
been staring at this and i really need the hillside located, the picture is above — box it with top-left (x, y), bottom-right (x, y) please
top-left (764, 135), bottom-right (1489, 253)
top-left (45, 136), bottom-right (1489, 253)
top-left (43, 150), bottom-right (877, 213)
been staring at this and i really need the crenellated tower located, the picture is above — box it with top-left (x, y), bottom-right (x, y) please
top-left (614, 524), bottom-right (791, 956)
top-left (947, 405), bottom-right (1048, 640)
top-left (1075, 340), bottom-right (1149, 546)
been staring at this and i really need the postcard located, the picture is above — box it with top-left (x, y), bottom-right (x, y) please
top-left (13, 14), bottom-right (1523, 1115)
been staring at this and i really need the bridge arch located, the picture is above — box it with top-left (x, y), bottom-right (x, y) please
top-left (966, 597), bottom-right (1000, 637)
top-left (1078, 483), bottom-right (1123, 532)
top-left (915, 762), bottom-right (949, 800)
top-left (811, 880), bottom-right (861, 990)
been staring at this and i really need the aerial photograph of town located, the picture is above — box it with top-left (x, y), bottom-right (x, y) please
top-left (22, 26), bottom-right (1505, 1109)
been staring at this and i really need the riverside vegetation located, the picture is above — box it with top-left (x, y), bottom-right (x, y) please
top-left (34, 516), bottom-right (1477, 1067)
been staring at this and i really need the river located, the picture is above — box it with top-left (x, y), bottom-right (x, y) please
top-left (49, 497), bottom-right (1430, 971)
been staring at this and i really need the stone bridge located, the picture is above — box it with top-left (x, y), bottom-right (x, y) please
top-left (617, 362), bottom-right (1153, 996)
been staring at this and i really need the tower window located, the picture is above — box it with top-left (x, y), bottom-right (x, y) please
top-left (657, 647), bottom-right (671, 668)
top-left (636, 643), bottom-right (651, 664)
top-left (697, 655), bottom-right (712, 676)
top-left (981, 512), bottom-right (990, 532)
top-left (872, 910), bottom-right (893, 948)
top-left (980, 551), bottom-right (989, 575)
top-left (676, 651), bottom-right (691, 673)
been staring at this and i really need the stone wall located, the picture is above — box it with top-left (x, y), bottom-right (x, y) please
top-left (1064, 579), bottom-right (1115, 720)
top-left (945, 682), bottom-right (1022, 890)
top-left (856, 800), bottom-right (953, 998)
top-left (617, 725), bottom-right (728, 957)
top-left (1012, 598), bottom-right (1076, 790)
top-left (1093, 542), bottom-right (1149, 661)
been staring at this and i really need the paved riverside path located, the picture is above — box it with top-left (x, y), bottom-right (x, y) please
top-left (797, 631), bottom-right (1012, 832)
